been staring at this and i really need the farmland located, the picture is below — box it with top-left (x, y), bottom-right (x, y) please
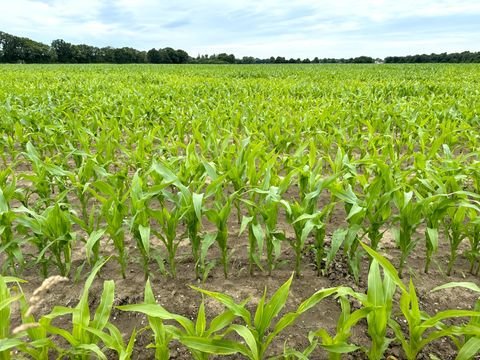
top-left (1, 64), bottom-right (480, 359)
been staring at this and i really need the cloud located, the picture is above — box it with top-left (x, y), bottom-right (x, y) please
top-left (1, 0), bottom-right (480, 57)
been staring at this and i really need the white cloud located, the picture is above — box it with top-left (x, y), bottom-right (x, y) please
top-left (1, 0), bottom-right (479, 57)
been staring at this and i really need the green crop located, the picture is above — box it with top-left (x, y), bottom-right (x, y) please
top-left (90, 173), bottom-right (130, 278)
top-left (16, 203), bottom-right (76, 277)
top-left (0, 170), bottom-right (24, 275)
top-left (392, 191), bottom-right (424, 278)
top-left (1, 64), bottom-right (480, 357)
top-left (40, 259), bottom-right (136, 359)
top-left (205, 190), bottom-right (237, 279)
top-left (119, 280), bottom-right (240, 360)
top-left (362, 242), bottom-right (480, 360)
top-left (188, 275), bottom-right (342, 359)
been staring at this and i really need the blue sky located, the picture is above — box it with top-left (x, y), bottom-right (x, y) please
top-left (2, 0), bottom-right (480, 58)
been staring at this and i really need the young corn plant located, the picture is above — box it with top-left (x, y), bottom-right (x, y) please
top-left (118, 280), bottom-right (239, 360)
top-left (130, 170), bottom-right (172, 279)
top-left (205, 191), bottom-right (237, 279)
top-left (139, 280), bottom-right (172, 359)
top-left (130, 171), bottom-right (152, 279)
top-left (14, 282), bottom-right (55, 359)
top-left (363, 259), bottom-right (396, 359)
top-left (187, 275), bottom-right (343, 359)
top-left (0, 172), bottom-right (25, 274)
top-left (239, 211), bottom-right (265, 275)
top-left (40, 260), bottom-right (136, 360)
top-left (415, 171), bottom-right (453, 273)
top-left (281, 200), bottom-right (315, 278)
top-left (361, 242), bottom-right (480, 360)
top-left (21, 141), bottom-right (71, 210)
top-left (356, 160), bottom-right (396, 254)
top-left (443, 198), bottom-right (479, 276)
top-left (432, 282), bottom-right (480, 358)
top-left (330, 183), bottom-right (366, 282)
top-left (179, 189), bottom-right (205, 280)
top-left (67, 150), bottom-right (103, 228)
top-left (89, 173), bottom-right (130, 279)
top-left (465, 214), bottom-right (480, 275)
top-left (0, 274), bottom-right (55, 359)
top-left (307, 294), bottom-right (369, 359)
top-left (0, 275), bottom-right (25, 360)
top-left (421, 194), bottom-right (455, 273)
top-left (16, 203), bottom-right (76, 277)
top-left (226, 137), bottom-right (251, 224)
top-left (392, 190), bottom-right (424, 278)
top-left (247, 171), bottom-right (294, 275)
top-left (151, 160), bottom-right (215, 279)
top-left (150, 200), bottom-right (183, 279)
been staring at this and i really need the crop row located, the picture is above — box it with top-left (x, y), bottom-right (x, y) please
top-left (1, 245), bottom-right (480, 360)
top-left (1, 137), bottom-right (479, 281)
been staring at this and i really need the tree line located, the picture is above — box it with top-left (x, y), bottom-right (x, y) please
top-left (1, 31), bottom-right (479, 64)
top-left (385, 51), bottom-right (480, 63)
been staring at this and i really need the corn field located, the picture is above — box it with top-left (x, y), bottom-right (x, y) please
top-left (1, 64), bottom-right (480, 359)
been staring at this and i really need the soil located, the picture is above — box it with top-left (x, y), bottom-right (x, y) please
top-left (6, 189), bottom-right (480, 360)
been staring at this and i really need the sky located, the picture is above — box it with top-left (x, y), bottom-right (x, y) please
top-left (2, 0), bottom-right (480, 59)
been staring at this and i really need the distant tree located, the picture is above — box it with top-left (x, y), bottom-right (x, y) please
top-left (217, 53), bottom-right (235, 64)
top-left (241, 56), bottom-right (255, 64)
top-left (113, 47), bottom-right (145, 63)
top-left (51, 39), bottom-right (75, 63)
top-left (147, 48), bottom-right (161, 63)
top-left (175, 49), bottom-right (189, 64)
top-left (100, 47), bottom-right (115, 62)
top-left (73, 44), bottom-right (98, 63)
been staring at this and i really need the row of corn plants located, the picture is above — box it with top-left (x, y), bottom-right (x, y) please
top-left (1, 246), bottom-right (480, 359)
top-left (2, 146), bottom-right (479, 281)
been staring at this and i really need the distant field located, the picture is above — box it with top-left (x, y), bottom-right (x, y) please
top-left (1, 64), bottom-right (480, 359)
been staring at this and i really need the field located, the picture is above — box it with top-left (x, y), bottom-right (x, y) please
top-left (1, 64), bottom-right (480, 359)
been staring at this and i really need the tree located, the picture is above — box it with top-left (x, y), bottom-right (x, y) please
top-left (147, 48), bottom-right (161, 63)
top-left (51, 39), bottom-right (75, 63)
top-left (217, 53), bottom-right (235, 64)
top-left (241, 56), bottom-right (255, 64)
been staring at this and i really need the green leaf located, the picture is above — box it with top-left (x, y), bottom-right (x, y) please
top-left (195, 301), bottom-right (206, 336)
top-left (192, 193), bottom-right (204, 223)
top-left (0, 338), bottom-right (24, 352)
top-left (297, 287), bottom-right (341, 314)
top-left (85, 229), bottom-right (106, 261)
top-left (180, 336), bottom-right (249, 356)
top-left (230, 324), bottom-right (258, 359)
top-left (432, 282), bottom-right (480, 294)
top-left (456, 337), bottom-right (480, 360)
top-left (191, 286), bottom-right (251, 324)
top-left (0, 188), bottom-right (8, 213)
top-left (239, 216), bottom-right (253, 235)
top-left (360, 242), bottom-right (407, 293)
top-left (320, 342), bottom-right (360, 353)
top-left (76, 343), bottom-right (108, 360)
top-left (117, 304), bottom-right (194, 334)
top-left (206, 310), bottom-right (237, 335)
top-left (326, 228), bottom-right (347, 269)
top-left (138, 224), bottom-right (151, 255)
top-left (91, 280), bottom-right (115, 331)
top-left (261, 274), bottom-right (293, 334)
top-left (73, 258), bottom-right (109, 341)
top-left (426, 227), bottom-right (439, 252)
